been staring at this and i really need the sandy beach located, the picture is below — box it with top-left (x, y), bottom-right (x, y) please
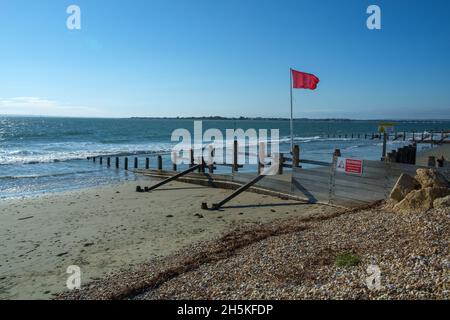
top-left (58, 202), bottom-right (449, 300)
top-left (0, 178), bottom-right (336, 299)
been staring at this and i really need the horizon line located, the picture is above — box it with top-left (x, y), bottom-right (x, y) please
top-left (1, 114), bottom-right (450, 122)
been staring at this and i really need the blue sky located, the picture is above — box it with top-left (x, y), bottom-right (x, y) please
top-left (0, 0), bottom-right (449, 119)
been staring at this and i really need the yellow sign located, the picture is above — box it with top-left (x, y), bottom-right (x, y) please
top-left (378, 122), bottom-right (395, 133)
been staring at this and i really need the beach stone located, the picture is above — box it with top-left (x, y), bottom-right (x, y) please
top-left (393, 187), bottom-right (450, 213)
top-left (415, 168), bottom-right (449, 189)
top-left (433, 195), bottom-right (450, 208)
top-left (389, 173), bottom-right (420, 203)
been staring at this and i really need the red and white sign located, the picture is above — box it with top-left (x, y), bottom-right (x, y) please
top-left (336, 157), bottom-right (363, 176)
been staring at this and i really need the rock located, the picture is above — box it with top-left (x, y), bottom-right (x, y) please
top-left (415, 168), bottom-right (449, 189)
top-left (389, 173), bottom-right (420, 203)
top-left (393, 187), bottom-right (450, 213)
top-left (433, 195), bottom-right (450, 208)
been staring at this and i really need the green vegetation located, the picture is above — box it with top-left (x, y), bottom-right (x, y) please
top-left (335, 252), bottom-right (361, 267)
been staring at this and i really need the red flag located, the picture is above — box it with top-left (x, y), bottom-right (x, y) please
top-left (291, 69), bottom-right (320, 90)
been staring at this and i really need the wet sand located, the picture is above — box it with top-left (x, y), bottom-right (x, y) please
top-left (0, 179), bottom-right (336, 299)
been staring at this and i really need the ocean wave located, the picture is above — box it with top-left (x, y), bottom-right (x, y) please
top-left (0, 143), bottom-right (175, 166)
top-left (0, 170), bottom-right (97, 180)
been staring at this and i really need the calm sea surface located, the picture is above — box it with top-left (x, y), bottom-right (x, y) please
top-left (1, 116), bottom-right (449, 199)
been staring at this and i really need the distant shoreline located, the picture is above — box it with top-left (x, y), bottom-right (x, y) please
top-left (1, 114), bottom-right (450, 122)
top-left (129, 117), bottom-right (450, 122)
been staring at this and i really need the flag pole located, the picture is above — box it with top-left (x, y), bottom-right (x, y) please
top-left (290, 68), bottom-right (294, 154)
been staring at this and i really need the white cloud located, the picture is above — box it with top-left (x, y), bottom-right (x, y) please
top-left (0, 97), bottom-right (98, 117)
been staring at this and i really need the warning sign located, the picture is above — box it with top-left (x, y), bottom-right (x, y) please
top-left (336, 157), bottom-right (363, 176)
top-left (378, 122), bottom-right (395, 134)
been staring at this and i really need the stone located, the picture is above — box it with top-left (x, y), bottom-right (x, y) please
top-left (389, 173), bottom-right (420, 203)
top-left (433, 195), bottom-right (450, 208)
top-left (393, 187), bottom-right (450, 213)
top-left (415, 168), bottom-right (449, 189)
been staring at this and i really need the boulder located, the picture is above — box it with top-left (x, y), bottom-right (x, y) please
top-left (415, 168), bottom-right (449, 189)
top-left (393, 187), bottom-right (450, 213)
top-left (389, 173), bottom-right (420, 203)
top-left (433, 195), bottom-right (450, 208)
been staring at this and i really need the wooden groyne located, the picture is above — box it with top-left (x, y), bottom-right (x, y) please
top-left (86, 141), bottom-right (301, 175)
top-left (85, 128), bottom-right (449, 172)
top-left (325, 130), bottom-right (450, 144)
top-left (85, 130), bottom-right (449, 208)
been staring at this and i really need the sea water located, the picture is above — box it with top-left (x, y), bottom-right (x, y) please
top-left (1, 116), bottom-right (448, 199)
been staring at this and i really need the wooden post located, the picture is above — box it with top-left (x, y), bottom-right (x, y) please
top-left (197, 152), bottom-right (205, 173)
top-left (107, 157), bottom-right (111, 167)
top-left (207, 160), bottom-right (214, 174)
top-left (190, 149), bottom-right (194, 168)
top-left (278, 153), bottom-right (284, 175)
top-left (395, 149), bottom-right (400, 163)
top-left (404, 147), bottom-right (411, 164)
top-left (134, 157), bottom-right (138, 169)
top-left (401, 147), bottom-right (406, 164)
top-left (403, 131), bottom-right (406, 141)
top-left (329, 149), bottom-right (341, 204)
top-left (233, 140), bottom-right (238, 173)
top-left (124, 157), bottom-right (128, 170)
top-left (172, 151), bottom-right (177, 171)
top-left (115, 157), bottom-right (119, 169)
top-left (292, 145), bottom-right (300, 169)
top-left (428, 156), bottom-right (436, 167)
top-left (412, 131), bottom-right (415, 141)
top-left (403, 147), bottom-right (409, 163)
top-left (258, 141), bottom-right (266, 174)
top-left (93, 157), bottom-right (96, 163)
top-left (207, 146), bottom-right (214, 174)
top-left (437, 156), bottom-right (444, 168)
top-left (405, 146), bottom-right (411, 164)
top-left (409, 146), bottom-right (415, 164)
top-left (333, 149), bottom-right (341, 158)
top-left (386, 152), bottom-right (392, 163)
top-left (157, 155), bottom-right (162, 170)
top-left (145, 157), bottom-right (150, 169)
top-left (198, 152), bottom-right (203, 173)
top-left (382, 132), bottom-right (388, 161)
top-left (392, 150), bottom-right (398, 163)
